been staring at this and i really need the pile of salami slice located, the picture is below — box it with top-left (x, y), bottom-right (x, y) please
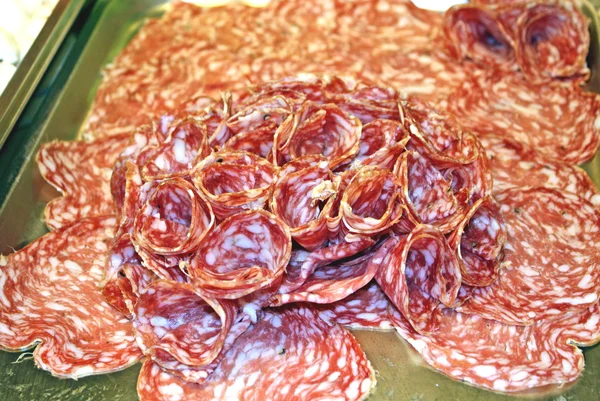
top-left (1, 0), bottom-right (600, 400)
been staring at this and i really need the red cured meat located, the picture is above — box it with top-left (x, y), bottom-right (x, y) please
top-left (227, 95), bottom-right (293, 136)
top-left (448, 196), bottom-right (507, 287)
top-left (481, 135), bottom-right (600, 206)
top-left (446, 72), bottom-right (600, 164)
top-left (515, 1), bottom-right (590, 84)
top-left (458, 187), bottom-right (600, 324)
top-left (325, 84), bottom-right (399, 123)
top-left (0, 217), bottom-right (142, 378)
top-left (133, 281), bottom-right (250, 382)
top-left (375, 226), bottom-right (462, 334)
top-left (36, 133), bottom-right (131, 230)
top-left (392, 302), bottom-right (600, 392)
top-left (270, 158), bottom-right (336, 251)
top-left (137, 307), bottom-right (375, 401)
top-left (189, 210), bottom-right (291, 299)
top-left (191, 151), bottom-right (276, 220)
top-left (356, 119), bottom-right (407, 162)
top-left (222, 125), bottom-right (275, 158)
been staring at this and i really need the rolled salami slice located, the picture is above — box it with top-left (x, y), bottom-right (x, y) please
top-left (36, 133), bottom-right (131, 230)
top-left (448, 196), bottom-right (507, 287)
top-left (515, 1), bottom-right (590, 83)
top-left (392, 302), bottom-right (600, 392)
top-left (458, 187), bottom-right (600, 324)
top-left (375, 226), bottom-right (462, 334)
top-left (192, 151), bottom-right (277, 221)
top-left (0, 217), bottom-right (142, 378)
top-left (137, 307), bottom-right (375, 401)
top-left (189, 210), bottom-right (291, 299)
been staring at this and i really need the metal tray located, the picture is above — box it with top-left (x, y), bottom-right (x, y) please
top-left (0, 1), bottom-right (599, 400)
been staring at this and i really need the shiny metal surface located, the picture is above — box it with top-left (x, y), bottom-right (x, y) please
top-left (0, 1), bottom-right (599, 400)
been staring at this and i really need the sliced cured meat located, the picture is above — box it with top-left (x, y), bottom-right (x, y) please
top-left (395, 151), bottom-right (465, 233)
top-left (447, 73), bottom-right (600, 164)
top-left (270, 159), bottom-right (336, 251)
top-left (392, 302), bottom-right (600, 392)
top-left (340, 167), bottom-right (403, 235)
top-left (227, 95), bottom-right (293, 136)
top-left (36, 133), bottom-right (131, 230)
top-left (356, 119), bottom-right (407, 162)
top-left (222, 125), bottom-right (275, 158)
top-left (191, 151), bottom-right (276, 220)
top-left (325, 84), bottom-right (399, 123)
top-left (326, 169), bottom-right (358, 238)
top-left (315, 282), bottom-right (394, 330)
top-left (441, 4), bottom-right (516, 68)
top-left (481, 135), bottom-right (600, 206)
top-left (375, 226), bottom-right (461, 334)
top-left (134, 178), bottom-right (214, 255)
top-left (189, 210), bottom-right (291, 299)
top-left (133, 281), bottom-right (250, 382)
top-left (141, 118), bottom-right (211, 180)
top-left (137, 307), bottom-right (375, 401)
top-left (458, 187), bottom-right (600, 324)
top-left (275, 102), bottom-right (362, 168)
top-left (448, 196), bottom-right (507, 287)
top-left (0, 217), bottom-right (141, 378)
top-left (515, 1), bottom-right (590, 83)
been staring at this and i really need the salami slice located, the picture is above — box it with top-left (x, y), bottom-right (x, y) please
top-left (356, 119), bottom-right (407, 162)
top-left (0, 217), bottom-right (142, 378)
top-left (481, 135), bottom-right (600, 206)
top-left (448, 196), bottom-right (507, 287)
top-left (189, 210), bottom-right (291, 299)
top-left (222, 125), bottom-right (275, 158)
top-left (325, 84), bottom-right (399, 123)
top-left (36, 133), bottom-right (131, 230)
top-left (375, 226), bottom-right (462, 334)
top-left (137, 306), bottom-right (375, 401)
top-left (442, 4), bottom-right (515, 68)
top-left (446, 72), bottom-right (600, 164)
top-left (270, 159), bottom-right (336, 251)
top-left (392, 302), bottom-right (600, 392)
top-left (227, 95), bottom-right (293, 136)
top-left (133, 281), bottom-right (250, 382)
top-left (191, 151), bottom-right (277, 220)
top-left (515, 1), bottom-right (590, 83)
top-left (141, 118), bottom-right (211, 180)
top-left (458, 187), bottom-right (600, 324)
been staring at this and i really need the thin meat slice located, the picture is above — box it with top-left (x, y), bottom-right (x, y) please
top-left (189, 210), bottom-right (291, 299)
top-left (458, 187), bottom-right (600, 324)
top-left (222, 125), bottom-right (275, 158)
top-left (137, 307), bottom-right (375, 401)
top-left (133, 281), bottom-right (250, 382)
top-left (447, 72), bottom-right (600, 164)
top-left (442, 4), bottom-right (516, 68)
top-left (325, 84), bottom-right (399, 123)
top-left (134, 178), bottom-right (214, 255)
top-left (356, 119), bottom-right (407, 162)
top-left (0, 217), bottom-right (142, 378)
top-left (192, 151), bottom-right (276, 221)
top-left (227, 95), bottom-right (293, 136)
top-left (376, 227), bottom-right (462, 334)
top-left (270, 159), bottom-right (336, 251)
top-left (481, 135), bottom-right (600, 206)
top-left (516, 1), bottom-right (590, 84)
top-left (36, 133), bottom-right (131, 230)
top-left (448, 196), bottom-right (507, 287)
top-left (392, 302), bottom-right (600, 392)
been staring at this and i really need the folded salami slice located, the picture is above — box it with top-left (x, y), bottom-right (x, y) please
top-left (192, 151), bottom-right (277, 220)
top-left (36, 133), bottom-right (131, 230)
top-left (189, 210), bottom-right (291, 299)
top-left (274, 102), bottom-right (362, 168)
top-left (222, 125), bottom-right (275, 158)
top-left (133, 281), bottom-right (250, 382)
top-left (141, 118), bottom-right (211, 180)
top-left (392, 302), bottom-right (600, 392)
top-left (458, 187), bottom-right (600, 324)
top-left (442, 4), bottom-right (515, 68)
top-left (340, 167), bottom-right (403, 235)
top-left (227, 95), bottom-right (293, 136)
top-left (137, 307), bottom-right (375, 401)
top-left (134, 177), bottom-right (214, 255)
top-left (447, 73), bottom-right (600, 164)
top-left (315, 282), bottom-right (394, 330)
top-left (481, 135), bottom-right (600, 206)
top-left (0, 217), bottom-right (142, 378)
top-left (325, 84), bottom-right (399, 123)
top-left (376, 226), bottom-right (462, 334)
top-left (356, 119), bottom-right (407, 162)
top-left (515, 1), bottom-right (590, 83)
top-left (270, 159), bottom-right (336, 250)
top-left (448, 196), bottom-right (507, 287)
